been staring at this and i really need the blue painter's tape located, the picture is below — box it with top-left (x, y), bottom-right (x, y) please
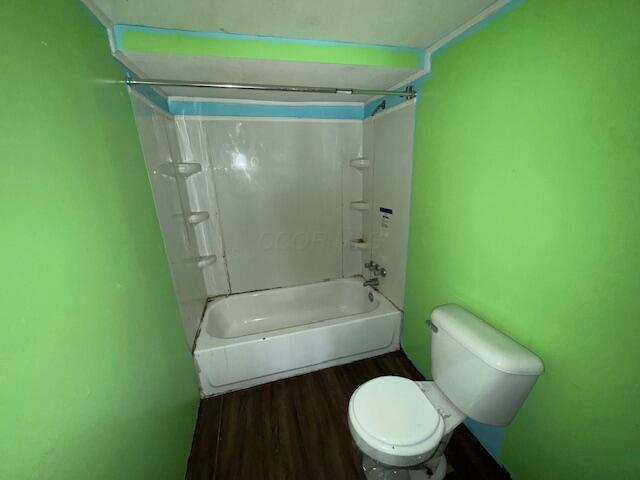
top-left (113, 25), bottom-right (124, 49)
top-left (168, 100), bottom-right (364, 120)
top-left (112, 61), bottom-right (171, 112)
top-left (112, 24), bottom-right (425, 58)
top-left (380, 207), bottom-right (393, 214)
top-left (432, 0), bottom-right (527, 58)
top-left (136, 84), bottom-right (170, 112)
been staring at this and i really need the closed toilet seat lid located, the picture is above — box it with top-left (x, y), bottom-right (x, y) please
top-left (349, 376), bottom-right (444, 458)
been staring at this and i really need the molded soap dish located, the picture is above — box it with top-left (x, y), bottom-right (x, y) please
top-left (349, 157), bottom-right (370, 169)
top-left (175, 163), bottom-right (202, 177)
top-left (156, 162), bottom-right (202, 177)
top-left (194, 255), bottom-right (217, 268)
top-left (350, 239), bottom-right (369, 250)
top-left (186, 211), bottom-right (210, 224)
top-left (350, 201), bottom-right (370, 211)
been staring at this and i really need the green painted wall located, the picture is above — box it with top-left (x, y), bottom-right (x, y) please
top-left (116, 25), bottom-right (423, 69)
top-left (0, 2), bottom-right (199, 479)
top-left (404, 0), bottom-right (640, 478)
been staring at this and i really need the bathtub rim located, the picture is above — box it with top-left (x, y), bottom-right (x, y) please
top-left (194, 277), bottom-right (398, 351)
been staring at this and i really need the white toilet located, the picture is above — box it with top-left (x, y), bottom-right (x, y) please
top-left (348, 304), bottom-right (544, 480)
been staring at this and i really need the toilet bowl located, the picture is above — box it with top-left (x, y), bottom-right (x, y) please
top-left (348, 304), bottom-right (544, 480)
top-left (348, 377), bottom-right (464, 479)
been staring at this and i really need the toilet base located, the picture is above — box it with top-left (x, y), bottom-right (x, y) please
top-left (361, 453), bottom-right (447, 480)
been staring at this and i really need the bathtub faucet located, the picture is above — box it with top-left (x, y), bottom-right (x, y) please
top-left (365, 261), bottom-right (387, 277)
top-left (363, 277), bottom-right (379, 287)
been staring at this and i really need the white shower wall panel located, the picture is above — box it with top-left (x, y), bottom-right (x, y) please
top-left (130, 93), bottom-right (208, 346)
top-left (368, 101), bottom-right (416, 309)
top-left (341, 157), bottom-right (365, 277)
top-left (181, 117), bottom-right (363, 294)
top-left (361, 118), bottom-right (375, 267)
top-left (174, 118), bottom-right (231, 297)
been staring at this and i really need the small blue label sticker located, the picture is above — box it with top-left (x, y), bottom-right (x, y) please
top-left (379, 207), bottom-right (393, 214)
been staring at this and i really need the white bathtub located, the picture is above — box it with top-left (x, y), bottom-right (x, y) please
top-left (194, 278), bottom-right (401, 396)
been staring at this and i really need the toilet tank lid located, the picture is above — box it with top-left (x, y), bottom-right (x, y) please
top-left (431, 304), bottom-right (544, 376)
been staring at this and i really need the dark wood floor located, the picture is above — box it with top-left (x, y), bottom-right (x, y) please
top-left (185, 351), bottom-right (510, 480)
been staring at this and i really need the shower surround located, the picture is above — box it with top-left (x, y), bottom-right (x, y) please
top-left (131, 91), bottom-right (415, 395)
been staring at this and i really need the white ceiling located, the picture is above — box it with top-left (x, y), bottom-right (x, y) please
top-left (87, 0), bottom-right (508, 103)
top-left (89, 0), bottom-right (498, 49)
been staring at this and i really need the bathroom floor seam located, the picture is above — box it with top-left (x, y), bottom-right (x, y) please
top-left (211, 395), bottom-right (223, 480)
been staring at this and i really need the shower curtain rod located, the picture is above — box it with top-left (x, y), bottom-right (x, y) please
top-left (124, 78), bottom-right (416, 98)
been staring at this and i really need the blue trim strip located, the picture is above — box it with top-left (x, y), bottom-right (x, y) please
top-left (112, 24), bottom-right (425, 64)
top-left (168, 100), bottom-right (364, 120)
top-left (115, 61), bottom-right (170, 111)
top-left (432, 0), bottom-right (526, 58)
top-left (137, 84), bottom-right (170, 112)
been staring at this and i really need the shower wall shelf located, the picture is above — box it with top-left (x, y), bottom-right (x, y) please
top-left (194, 255), bottom-right (217, 268)
top-left (349, 157), bottom-right (370, 169)
top-left (175, 163), bottom-right (202, 177)
top-left (350, 201), bottom-right (370, 211)
top-left (156, 162), bottom-right (202, 177)
top-left (350, 239), bottom-right (369, 250)
top-left (186, 211), bottom-right (210, 224)
top-left (156, 163), bottom-right (175, 176)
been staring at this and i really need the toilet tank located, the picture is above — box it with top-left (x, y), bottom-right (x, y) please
top-left (430, 304), bottom-right (543, 426)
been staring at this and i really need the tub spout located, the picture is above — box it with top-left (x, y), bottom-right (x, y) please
top-left (363, 278), bottom-right (379, 287)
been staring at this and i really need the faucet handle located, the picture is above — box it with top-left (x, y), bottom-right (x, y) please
top-left (373, 264), bottom-right (387, 277)
top-left (364, 260), bottom-right (375, 271)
